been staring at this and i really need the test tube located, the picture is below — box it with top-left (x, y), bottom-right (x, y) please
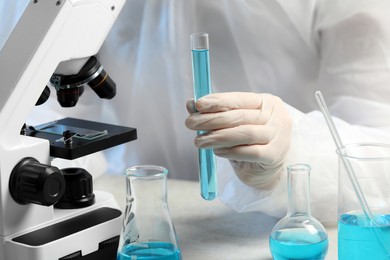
top-left (190, 33), bottom-right (217, 201)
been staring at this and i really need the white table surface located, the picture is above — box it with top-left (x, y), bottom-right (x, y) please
top-left (95, 175), bottom-right (338, 260)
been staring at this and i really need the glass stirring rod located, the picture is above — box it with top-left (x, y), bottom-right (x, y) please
top-left (190, 33), bottom-right (217, 200)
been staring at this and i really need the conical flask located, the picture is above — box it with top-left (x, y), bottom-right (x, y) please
top-left (269, 164), bottom-right (329, 260)
top-left (117, 165), bottom-right (182, 260)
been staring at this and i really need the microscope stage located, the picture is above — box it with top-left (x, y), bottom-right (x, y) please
top-left (26, 118), bottom-right (137, 160)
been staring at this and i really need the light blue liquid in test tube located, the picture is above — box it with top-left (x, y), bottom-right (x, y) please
top-left (190, 32), bottom-right (217, 200)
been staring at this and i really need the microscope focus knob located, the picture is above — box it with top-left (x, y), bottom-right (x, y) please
top-left (55, 167), bottom-right (95, 209)
top-left (9, 157), bottom-right (65, 206)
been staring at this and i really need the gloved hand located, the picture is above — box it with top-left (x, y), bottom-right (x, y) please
top-left (185, 92), bottom-right (292, 189)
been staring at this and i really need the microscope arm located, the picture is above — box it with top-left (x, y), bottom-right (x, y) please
top-left (0, 0), bottom-right (125, 244)
top-left (0, 0), bottom-right (125, 139)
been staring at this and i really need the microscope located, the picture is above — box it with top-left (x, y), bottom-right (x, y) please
top-left (0, 0), bottom-right (136, 259)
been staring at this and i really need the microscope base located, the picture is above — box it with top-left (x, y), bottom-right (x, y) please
top-left (3, 191), bottom-right (122, 260)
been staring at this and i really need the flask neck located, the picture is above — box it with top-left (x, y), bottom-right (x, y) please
top-left (127, 175), bottom-right (167, 203)
top-left (287, 164), bottom-right (311, 216)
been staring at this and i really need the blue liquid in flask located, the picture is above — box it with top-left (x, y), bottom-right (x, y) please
top-left (117, 242), bottom-right (181, 260)
top-left (269, 229), bottom-right (328, 260)
top-left (191, 41), bottom-right (217, 201)
top-left (338, 213), bottom-right (390, 260)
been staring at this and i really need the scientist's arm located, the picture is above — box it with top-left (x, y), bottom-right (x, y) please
top-left (185, 92), bottom-right (292, 189)
top-left (185, 1), bottom-right (390, 223)
top-left (316, 1), bottom-right (390, 130)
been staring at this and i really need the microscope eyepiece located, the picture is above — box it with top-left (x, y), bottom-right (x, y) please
top-left (49, 56), bottom-right (116, 107)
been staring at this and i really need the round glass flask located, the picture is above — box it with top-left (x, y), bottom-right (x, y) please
top-left (269, 164), bottom-right (328, 260)
top-left (117, 165), bottom-right (182, 260)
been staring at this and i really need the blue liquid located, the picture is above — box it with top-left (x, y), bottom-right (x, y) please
top-left (191, 48), bottom-right (217, 201)
top-left (198, 148), bottom-right (217, 200)
top-left (269, 229), bottom-right (328, 260)
top-left (338, 213), bottom-right (390, 259)
top-left (117, 242), bottom-right (181, 260)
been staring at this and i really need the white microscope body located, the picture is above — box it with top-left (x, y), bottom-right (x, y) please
top-left (0, 0), bottom-right (133, 259)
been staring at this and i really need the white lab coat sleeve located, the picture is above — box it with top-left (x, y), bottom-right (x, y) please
top-left (218, 103), bottom-right (389, 224)
top-left (217, 105), bottom-right (338, 224)
top-left (218, 1), bottom-right (390, 224)
top-left (316, 0), bottom-right (390, 130)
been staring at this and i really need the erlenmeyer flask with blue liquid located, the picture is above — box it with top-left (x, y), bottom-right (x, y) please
top-left (269, 164), bottom-right (328, 260)
top-left (117, 165), bottom-right (182, 260)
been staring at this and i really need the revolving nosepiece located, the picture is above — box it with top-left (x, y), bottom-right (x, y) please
top-left (49, 56), bottom-right (116, 107)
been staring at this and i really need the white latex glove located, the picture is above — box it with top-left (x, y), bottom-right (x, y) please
top-left (185, 92), bottom-right (292, 189)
